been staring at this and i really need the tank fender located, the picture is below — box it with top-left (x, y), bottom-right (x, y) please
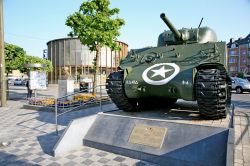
top-left (196, 63), bottom-right (227, 71)
top-left (195, 63), bottom-right (230, 81)
top-left (196, 63), bottom-right (231, 82)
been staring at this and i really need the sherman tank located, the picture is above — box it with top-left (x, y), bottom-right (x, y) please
top-left (106, 13), bottom-right (231, 119)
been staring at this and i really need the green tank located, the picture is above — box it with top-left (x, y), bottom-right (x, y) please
top-left (106, 13), bottom-right (231, 119)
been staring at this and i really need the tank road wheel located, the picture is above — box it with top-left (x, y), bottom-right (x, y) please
top-left (106, 70), bottom-right (138, 112)
top-left (195, 69), bottom-right (231, 119)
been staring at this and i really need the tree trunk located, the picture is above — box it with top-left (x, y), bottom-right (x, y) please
top-left (92, 45), bottom-right (101, 95)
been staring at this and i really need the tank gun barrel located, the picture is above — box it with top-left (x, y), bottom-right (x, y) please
top-left (160, 13), bottom-right (183, 41)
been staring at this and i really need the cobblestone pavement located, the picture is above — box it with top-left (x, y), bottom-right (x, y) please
top-left (0, 99), bottom-right (156, 166)
top-left (0, 86), bottom-right (249, 166)
top-left (232, 93), bottom-right (250, 166)
top-left (1, 86), bottom-right (156, 166)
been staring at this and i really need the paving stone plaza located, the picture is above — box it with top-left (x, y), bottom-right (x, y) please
top-left (0, 102), bottom-right (154, 166)
top-left (0, 85), bottom-right (249, 166)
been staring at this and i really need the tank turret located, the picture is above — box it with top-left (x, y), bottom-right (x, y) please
top-left (160, 13), bottom-right (183, 42)
top-left (158, 13), bottom-right (217, 46)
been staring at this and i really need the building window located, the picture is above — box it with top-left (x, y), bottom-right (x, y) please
top-left (229, 66), bottom-right (237, 72)
top-left (229, 57), bottom-right (236, 63)
top-left (65, 40), bottom-right (70, 65)
top-left (242, 57), bottom-right (246, 64)
top-left (242, 50), bottom-right (246, 55)
top-left (229, 50), bottom-right (236, 55)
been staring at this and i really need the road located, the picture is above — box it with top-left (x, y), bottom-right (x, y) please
top-left (232, 92), bottom-right (250, 113)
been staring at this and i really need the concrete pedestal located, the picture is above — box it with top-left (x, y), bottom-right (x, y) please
top-left (53, 102), bottom-right (234, 166)
top-left (58, 80), bottom-right (74, 99)
top-left (83, 111), bottom-right (233, 166)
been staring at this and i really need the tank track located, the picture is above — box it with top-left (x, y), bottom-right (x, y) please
top-left (106, 70), bottom-right (136, 111)
top-left (195, 69), bottom-right (231, 119)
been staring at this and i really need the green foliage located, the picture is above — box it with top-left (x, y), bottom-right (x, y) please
top-left (66, 0), bottom-right (125, 51)
top-left (4, 43), bottom-right (53, 74)
top-left (237, 72), bottom-right (244, 78)
top-left (22, 55), bottom-right (53, 73)
top-left (4, 43), bottom-right (26, 75)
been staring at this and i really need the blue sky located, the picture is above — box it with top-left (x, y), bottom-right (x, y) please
top-left (3, 0), bottom-right (250, 57)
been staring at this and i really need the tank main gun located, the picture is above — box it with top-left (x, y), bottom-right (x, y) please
top-left (158, 13), bottom-right (217, 46)
top-left (160, 13), bottom-right (183, 41)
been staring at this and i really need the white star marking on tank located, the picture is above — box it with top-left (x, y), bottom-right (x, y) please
top-left (151, 66), bottom-right (173, 78)
top-left (142, 63), bottom-right (180, 85)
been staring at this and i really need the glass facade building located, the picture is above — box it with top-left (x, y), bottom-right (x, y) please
top-left (47, 37), bottom-right (128, 84)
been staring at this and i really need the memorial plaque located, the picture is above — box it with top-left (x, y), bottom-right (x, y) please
top-left (128, 124), bottom-right (167, 148)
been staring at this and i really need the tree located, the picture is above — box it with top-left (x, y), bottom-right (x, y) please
top-left (21, 55), bottom-right (53, 73)
top-left (66, 0), bottom-right (125, 94)
top-left (4, 43), bottom-right (26, 75)
top-left (4, 43), bottom-right (52, 78)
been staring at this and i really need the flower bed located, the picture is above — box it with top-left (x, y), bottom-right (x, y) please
top-left (28, 98), bottom-right (55, 107)
top-left (28, 93), bottom-right (97, 108)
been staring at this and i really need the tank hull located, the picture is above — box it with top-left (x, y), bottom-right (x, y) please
top-left (120, 42), bottom-right (227, 101)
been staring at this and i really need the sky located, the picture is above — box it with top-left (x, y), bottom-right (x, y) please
top-left (3, 0), bottom-right (250, 58)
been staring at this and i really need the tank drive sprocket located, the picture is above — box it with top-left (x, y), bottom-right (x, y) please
top-left (195, 68), bottom-right (231, 119)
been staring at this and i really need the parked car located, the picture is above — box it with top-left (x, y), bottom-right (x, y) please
top-left (8, 78), bottom-right (15, 85)
top-left (14, 79), bottom-right (24, 86)
top-left (244, 76), bottom-right (250, 82)
top-left (231, 77), bottom-right (250, 93)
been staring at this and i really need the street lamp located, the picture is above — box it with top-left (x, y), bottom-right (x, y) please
top-left (0, 0), bottom-right (6, 106)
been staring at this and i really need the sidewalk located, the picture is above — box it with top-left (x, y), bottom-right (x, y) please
top-left (234, 111), bottom-right (250, 166)
top-left (0, 100), bottom-right (154, 166)
top-left (233, 93), bottom-right (250, 166)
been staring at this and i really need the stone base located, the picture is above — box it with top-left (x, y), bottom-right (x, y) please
top-left (83, 106), bottom-right (234, 166)
top-left (53, 101), bottom-right (234, 166)
top-left (58, 80), bottom-right (74, 99)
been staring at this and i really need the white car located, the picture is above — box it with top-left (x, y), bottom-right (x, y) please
top-left (231, 77), bottom-right (250, 93)
top-left (8, 78), bottom-right (15, 85)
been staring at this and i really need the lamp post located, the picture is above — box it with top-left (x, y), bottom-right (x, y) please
top-left (0, 0), bottom-right (6, 107)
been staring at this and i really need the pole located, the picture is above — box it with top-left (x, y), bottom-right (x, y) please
top-left (55, 98), bottom-right (58, 135)
top-left (100, 85), bottom-right (102, 112)
top-left (0, 0), bottom-right (6, 107)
